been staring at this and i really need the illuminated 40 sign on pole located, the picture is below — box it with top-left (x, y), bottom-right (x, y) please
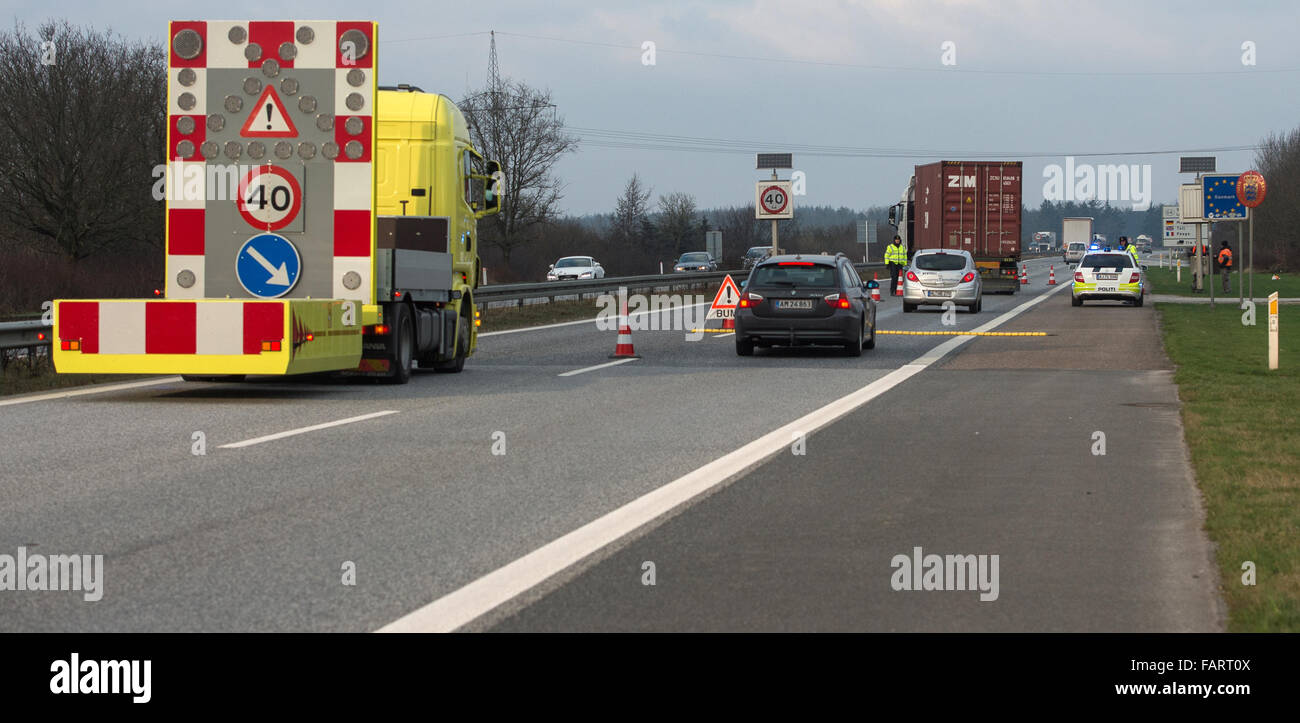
top-left (755, 181), bottom-right (793, 220)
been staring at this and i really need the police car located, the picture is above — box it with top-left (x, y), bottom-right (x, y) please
top-left (1071, 245), bottom-right (1145, 307)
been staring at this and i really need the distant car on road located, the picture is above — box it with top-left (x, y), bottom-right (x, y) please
top-left (735, 253), bottom-right (878, 357)
top-left (673, 252), bottom-right (718, 272)
top-left (547, 256), bottom-right (604, 281)
top-left (1064, 242), bottom-right (1088, 265)
top-left (902, 248), bottom-right (982, 313)
top-left (1071, 251), bottom-right (1144, 307)
top-left (742, 246), bottom-right (782, 270)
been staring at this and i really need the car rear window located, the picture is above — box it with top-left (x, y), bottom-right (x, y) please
top-left (913, 254), bottom-right (965, 271)
top-left (1080, 253), bottom-right (1132, 269)
top-left (1069, 243), bottom-right (1086, 250)
top-left (751, 263), bottom-right (838, 287)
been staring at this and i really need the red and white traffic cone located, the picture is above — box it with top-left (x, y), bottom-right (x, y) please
top-left (871, 272), bottom-right (881, 301)
top-left (1047, 265), bottom-right (1056, 285)
top-left (895, 273), bottom-right (905, 296)
top-left (1020, 264), bottom-right (1028, 285)
top-left (609, 298), bottom-right (639, 358)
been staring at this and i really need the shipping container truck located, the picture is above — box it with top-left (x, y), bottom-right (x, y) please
top-left (888, 161), bottom-right (1023, 294)
top-left (53, 20), bottom-right (499, 385)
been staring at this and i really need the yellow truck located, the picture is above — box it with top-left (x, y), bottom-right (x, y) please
top-left (53, 20), bottom-right (499, 384)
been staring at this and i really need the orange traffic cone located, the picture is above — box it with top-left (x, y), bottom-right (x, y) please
top-left (1020, 264), bottom-right (1028, 285)
top-left (1047, 265), bottom-right (1056, 285)
top-left (609, 298), bottom-right (639, 358)
top-left (722, 313), bottom-right (735, 330)
top-left (894, 273), bottom-right (904, 296)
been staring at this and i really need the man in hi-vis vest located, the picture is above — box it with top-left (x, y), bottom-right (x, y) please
top-left (885, 235), bottom-right (908, 297)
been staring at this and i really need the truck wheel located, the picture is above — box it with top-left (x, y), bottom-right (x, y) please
top-left (434, 316), bottom-right (469, 373)
top-left (382, 307), bottom-right (414, 384)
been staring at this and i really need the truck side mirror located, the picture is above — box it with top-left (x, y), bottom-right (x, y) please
top-left (887, 205), bottom-right (897, 226)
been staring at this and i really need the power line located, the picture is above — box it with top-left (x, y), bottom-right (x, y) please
top-left (570, 126), bottom-right (1259, 159)
top-left (493, 30), bottom-right (1299, 77)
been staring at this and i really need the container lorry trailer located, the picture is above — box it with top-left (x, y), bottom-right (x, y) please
top-left (888, 161), bottom-right (1023, 294)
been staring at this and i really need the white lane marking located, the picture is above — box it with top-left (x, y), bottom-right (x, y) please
top-left (557, 358), bottom-right (638, 377)
top-left (219, 410), bottom-right (399, 449)
top-left (377, 282), bottom-right (1070, 633)
top-left (480, 302), bottom-right (710, 337)
top-left (715, 332), bottom-right (735, 338)
top-left (378, 363), bottom-right (923, 633)
top-left (0, 377), bottom-right (183, 407)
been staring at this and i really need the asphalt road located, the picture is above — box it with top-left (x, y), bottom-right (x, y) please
top-left (0, 256), bottom-right (1222, 631)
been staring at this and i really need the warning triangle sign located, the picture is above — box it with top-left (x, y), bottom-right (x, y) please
top-left (710, 274), bottom-right (742, 310)
top-left (705, 274), bottom-right (742, 325)
top-left (240, 87), bottom-right (298, 138)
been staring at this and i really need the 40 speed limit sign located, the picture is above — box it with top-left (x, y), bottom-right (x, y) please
top-left (237, 165), bottom-right (303, 231)
top-left (756, 180), bottom-right (793, 219)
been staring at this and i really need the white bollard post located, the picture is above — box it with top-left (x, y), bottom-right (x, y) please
top-left (1176, 257), bottom-right (1181, 283)
top-left (1268, 292), bottom-right (1279, 370)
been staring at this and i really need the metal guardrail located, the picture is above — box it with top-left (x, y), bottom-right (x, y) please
top-left (3, 255), bottom-right (1075, 346)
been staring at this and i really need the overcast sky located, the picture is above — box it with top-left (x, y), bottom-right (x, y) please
top-left (8, 0), bottom-right (1297, 214)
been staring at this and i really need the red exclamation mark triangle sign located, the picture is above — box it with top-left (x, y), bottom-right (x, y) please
top-left (240, 86), bottom-right (298, 138)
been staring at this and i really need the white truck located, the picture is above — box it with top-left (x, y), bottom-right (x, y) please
top-left (1062, 217), bottom-right (1093, 265)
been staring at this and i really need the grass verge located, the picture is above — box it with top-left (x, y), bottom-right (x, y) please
top-left (1, 360), bottom-right (152, 397)
top-left (1144, 264), bottom-right (1299, 299)
top-left (1157, 302), bottom-right (1299, 630)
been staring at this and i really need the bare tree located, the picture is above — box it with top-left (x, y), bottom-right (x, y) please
top-left (612, 174), bottom-right (652, 247)
top-left (460, 79), bottom-right (578, 265)
top-left (656, 191), bottom-right (698, 258)
top-left (0, 21), bottom-right (165, 262)
top-left (1254, 127), bottom-right (1300, 271)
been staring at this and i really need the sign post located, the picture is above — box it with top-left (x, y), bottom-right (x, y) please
top-left (1236, 171), bottom-right (1267, 302)
top-left (756, 153), bottom-right (793, 258)
top-left (1179, 157), bottom-right (1214, 296)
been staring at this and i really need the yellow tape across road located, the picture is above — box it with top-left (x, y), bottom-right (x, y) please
top-left (690, 329), bottom-right (1046, 336)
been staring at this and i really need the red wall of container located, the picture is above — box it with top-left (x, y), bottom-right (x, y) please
top-left (913, 161), bottom-right (1022, 259)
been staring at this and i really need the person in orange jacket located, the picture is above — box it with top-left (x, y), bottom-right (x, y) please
top-left (1217, 240), bottom-right (1234, 293)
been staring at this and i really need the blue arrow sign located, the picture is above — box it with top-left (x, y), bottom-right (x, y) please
top-left (236, 233), bottom-right (301, 298)
top-left (1202, 174), bottom-right (1245, 220)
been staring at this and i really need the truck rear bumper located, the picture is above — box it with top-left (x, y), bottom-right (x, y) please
top-left (52, 298), bottom-right (362, 376)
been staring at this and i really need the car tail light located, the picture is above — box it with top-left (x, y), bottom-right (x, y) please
top-left (824, 293), bottom-right (850, 309)
top-left (778, 261), bottom-right (813, 266)
top-left (961, 272), bottom-right (975, 283)
top-left (1129, 272), bottom-right (1141, 283)
top-left (739, 292), bottom-right (763, 308)
top-left (1074, 271), bottom-right (1085, 283)
top-left (906, 271), bottom-right (918, 282)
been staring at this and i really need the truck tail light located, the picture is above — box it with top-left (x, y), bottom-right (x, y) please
top-left (739, 292), bottom-right (763, 308)
top-left (961, 272), bottom-right (975, 283)
top-left (61, 340), bottom-right (80, 351)
top-left (261, 340), bottom-right (282, 351)
top-left (474, 310), bottom-right (481, 328)
top-left (906, 271), bottom-right (919, 282)
top-left (366, 324), bottom-right (390, 336)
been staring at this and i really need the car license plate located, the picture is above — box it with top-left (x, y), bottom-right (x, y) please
top-left (925, 290), bottom-right (952, 298)
top-left (776, 299), bottom-right (813, 310)
top-left (1096, 273), bottom-right (1118, 280)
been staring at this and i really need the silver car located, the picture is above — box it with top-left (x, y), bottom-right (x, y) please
top-left (902, 249), bottom-right (982, 313)
top-left (1064, 242), bottom-right (1087, 265)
